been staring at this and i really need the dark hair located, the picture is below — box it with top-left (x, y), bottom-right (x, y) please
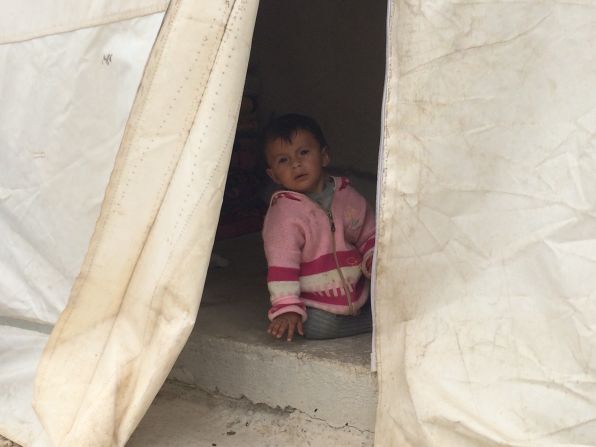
top-left (262, 113), bottom-right (328, 150)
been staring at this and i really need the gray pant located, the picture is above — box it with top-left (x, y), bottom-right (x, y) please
top-left (303, 300), bottom-right (372, 340)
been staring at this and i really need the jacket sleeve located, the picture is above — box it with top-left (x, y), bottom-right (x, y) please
top-left (262, 201), bottom-right (308, 322)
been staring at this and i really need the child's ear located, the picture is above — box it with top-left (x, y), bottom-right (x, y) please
top-left (321, 146), bottom-right (331, 167)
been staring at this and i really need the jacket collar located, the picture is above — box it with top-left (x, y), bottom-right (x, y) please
top-left (269, 176), bottom-right (349, 206)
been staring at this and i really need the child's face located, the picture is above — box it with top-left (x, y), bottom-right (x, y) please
top-left (265, 130), bottom-right (330, 194)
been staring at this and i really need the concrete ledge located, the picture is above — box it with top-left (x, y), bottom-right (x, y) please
top-left (171, 330), bottom-right (377, 431)
top-left (169, 233), bottom-right (377, 432)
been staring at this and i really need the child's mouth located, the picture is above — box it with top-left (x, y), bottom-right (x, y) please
top-left (295, 174), bottom-right (307, 181)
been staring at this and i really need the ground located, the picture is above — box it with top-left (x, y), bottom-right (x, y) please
top-left (129, 380), bottom-right (373, 447)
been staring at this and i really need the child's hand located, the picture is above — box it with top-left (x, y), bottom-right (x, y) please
top-left (268, 312), bottom-right (304, 342)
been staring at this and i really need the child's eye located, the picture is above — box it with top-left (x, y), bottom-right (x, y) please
top-left (299, 149), bottom-right (310, 156)
top-left (277, 157), bottom-right (288, 164)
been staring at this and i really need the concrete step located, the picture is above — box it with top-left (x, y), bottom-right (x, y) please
top-left (130, 381), bottom-right (373, 447)
top-left (168, 233), bottom-right (378, 433)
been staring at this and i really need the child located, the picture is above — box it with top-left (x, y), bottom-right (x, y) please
top-left (262, 114), bottom-right (375, 341)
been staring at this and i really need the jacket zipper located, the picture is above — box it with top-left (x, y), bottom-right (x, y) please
top-left (326, 209), bottom-right (356, 315)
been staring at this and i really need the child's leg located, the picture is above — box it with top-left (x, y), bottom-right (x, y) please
top-left (303, 300), bottom-right (372, 340)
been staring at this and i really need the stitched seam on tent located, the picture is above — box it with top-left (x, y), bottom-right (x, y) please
top-left (135, 0), bottom-right (242, 358)
top-left (102, 3), bottom-right (240, 441)
top-left (0, 3), bottom-right (168, 46)
top-left (0, 317), bottom-right (53, 335)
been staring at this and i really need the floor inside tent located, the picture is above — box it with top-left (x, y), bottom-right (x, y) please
top-left (186, 227), bottom-right (374, 366)
top-left (194, 210), bottom-right (375, 367)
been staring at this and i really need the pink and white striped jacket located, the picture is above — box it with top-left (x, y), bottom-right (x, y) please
top-left (263, 177), bottom-right (375, 321)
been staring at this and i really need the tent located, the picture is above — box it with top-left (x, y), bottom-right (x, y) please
top-left (2, 0), bottom-right (596, 445)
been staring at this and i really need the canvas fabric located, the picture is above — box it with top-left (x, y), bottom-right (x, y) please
top-left (374, 1), bottom-right (596, 445)
top-left (0, 0), bottom-right (258, 445)
top-left (0, 11), bottom-right (165, 446)
top-left (0, 0), bottom-right (169, 45)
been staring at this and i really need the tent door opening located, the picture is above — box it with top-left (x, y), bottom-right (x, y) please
top-left (169, 0), bottom-right (387, 433)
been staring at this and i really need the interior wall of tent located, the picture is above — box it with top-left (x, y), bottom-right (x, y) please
top-left (250, 0), bottom-right (386, 180)
top-left (213, 0), bottom-right (386, 264)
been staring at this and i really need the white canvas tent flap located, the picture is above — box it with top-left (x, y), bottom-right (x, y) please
top-left (1, 0), bottom-right (258, 445)
top-left (0, 13), bottom-right (164, 327)
top-left (33, 0), bottom-right (259, 445)
top-left (375, 1), bottom-right (596, 446)
top-left (0, 327), bottom-right (50, 446)
top-left (0, 10), bottom-right (165, 445)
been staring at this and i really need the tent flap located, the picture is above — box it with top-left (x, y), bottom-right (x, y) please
top-left (32, 0), bottom-right (259, 445)
top-left (375, 1), bottom-right (596, 446)
top-left (0, 12), bottom-right (164, 446)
